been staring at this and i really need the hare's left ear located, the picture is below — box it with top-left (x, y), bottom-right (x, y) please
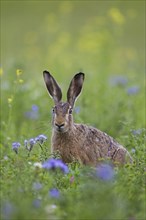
top-left (43, 70), bottom-right (62, 104)
top-left (67, 72), bottom-right (85, 108)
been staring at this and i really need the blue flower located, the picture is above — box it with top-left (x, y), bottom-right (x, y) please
top-left (127, 86), bottom-right (139, 95)
top-left (96, 163), bottom-right (114, 181)
top-left (35, 134), bottom-right (47, 144)
top-left (42, 158), bottom-right (69, 174)
top-left (32, 182), bottom-right (43, 190)
top-left (12, 142), bottom-right (21, 154)
top-left (32, 199), bottom-right (41, 208)
top-left (131, 129), bottom-right (142, 135)
top-left (109, 75), bottom-right (128, 87)
top-left (74, 106), bottom-right (80, 114)
top-left (2, 201), bottom-right (15, 219)
top-left (25, 104), bottom-right (39, 120)
top-left (24, 138), bottom-right (36, 151)
top-left (49, 188), bottom-right (60, 198)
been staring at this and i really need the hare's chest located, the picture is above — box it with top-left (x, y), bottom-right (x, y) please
top-left (51, 133), bottom-right (79, 163)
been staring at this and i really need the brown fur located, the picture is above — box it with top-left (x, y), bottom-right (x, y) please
top-left (43, 71), bottom-right (132, 166)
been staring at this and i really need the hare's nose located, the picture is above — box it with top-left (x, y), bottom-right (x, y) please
top-left (55, 123), bottom-right (65, 129)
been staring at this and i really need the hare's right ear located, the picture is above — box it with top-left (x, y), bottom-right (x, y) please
top-left (67, 72), bottom-right (85, 108)
top-left (43, 70), bottom-right (62, 104)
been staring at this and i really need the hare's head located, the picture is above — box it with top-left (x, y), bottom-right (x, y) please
top-left (43, 71), bottom-right (85, 133)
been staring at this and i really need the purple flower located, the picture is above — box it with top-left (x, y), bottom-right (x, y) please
top-left (32, 182), bottom-right (43, 190)
top-left (49, 188), bottom-right (60, 198)
top-left (74, 106), bottom-right (80, 114)
top-left (42, 158), bottom-right (69, 174)
top-left (96, 164), bottom-right (114, 181)
top-left (2, 201), bottom-right (15, 219)
top-left (12, 142), bottom-right (21, 154)
top-left (32, 199), bottom-right (41, 208)
top-left (109, 75), bottom-right (128, 87)
top-left (35, 134), bottom-right (47, 144)
top-left (131, 129), bottom-right (142, 135)
top-left (24, 138), bottom-right (36, 151)
top-left (25, 104), bottom-right (39, 120)
top-left (127, 86), bottom-right (139, 95)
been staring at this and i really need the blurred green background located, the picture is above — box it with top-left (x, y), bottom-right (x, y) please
top-left (1, 0), bottom-right (145, 145)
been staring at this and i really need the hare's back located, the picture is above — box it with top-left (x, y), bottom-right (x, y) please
top-left (74, 123), bottom-right (132, 164)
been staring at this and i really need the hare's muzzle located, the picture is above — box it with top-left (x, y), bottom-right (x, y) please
top-left (55, 123), bottom-right (65, 132)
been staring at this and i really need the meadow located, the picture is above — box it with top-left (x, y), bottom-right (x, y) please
top-left (0, 1), bottom-right (145, 219)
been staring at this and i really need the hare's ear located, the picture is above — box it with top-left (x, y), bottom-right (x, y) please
top-left (43, 70), bottom-right (62, 104)
top-left (67, 72), bottom-right (85, 107)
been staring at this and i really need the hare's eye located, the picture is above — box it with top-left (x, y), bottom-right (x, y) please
top-left (52, 108), bottom-right (55, 114)
top-left (69, 108), bottom-right (72, 114)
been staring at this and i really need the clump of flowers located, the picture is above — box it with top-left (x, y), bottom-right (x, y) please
top-left (109, 75), bottom-right (128, 87)
top-left (35, 134), bottom-right (47, 144)
top-left (12, 142), bottom-right (21, 154)
top-left (96, 163), bottom-right (115, 181)
top-left (24, 138), bottom-right (36, 151)
top-left (42, 158), bottom-right (69, 174)
top-left (24, 134), bottom-right (47, 152)
top-left (49, 188), bottom-right (60, 198)
top-left (25, 104), bottom-right (40, 120)
top-left (12, 134), bottom-right (47, 153)
top-left (127, 86), bottom-right (139, 95)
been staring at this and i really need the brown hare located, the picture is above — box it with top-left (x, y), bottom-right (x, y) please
top-left (43, 70), bottom-right (132, 166)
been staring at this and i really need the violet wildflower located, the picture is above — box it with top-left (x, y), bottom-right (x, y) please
top-left (24, 138), bottom-right (36, 151)
top-left (109, 75), bottom-right (128, 87)
top-left (42, 158), bottom-right (69, 174)
top-left (49, 188), bottom-right (60, 198)
top-left (12, 142), bottom-right (21, 154)
top-left (96, 163), bottom-right (114, 181)
top-left (2, 201), bottom-right (15, 219)
top-left (35, 134), bottom-right (47, 144)
top-left (127, 86), bottom-right (139, 95)
top-left (32, 199), bottom-right (41, 208)
top-left (131, 129), bottom-right (142, 135)
top-left (25, 104), bottom-right (39, 120)
top-left (32, 182), bottom-right (43, 190)
top-left (74, 106), bottom-right (80, 114)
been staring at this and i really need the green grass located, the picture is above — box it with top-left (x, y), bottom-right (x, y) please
top-left (0, 1), bottom-right (145, 220)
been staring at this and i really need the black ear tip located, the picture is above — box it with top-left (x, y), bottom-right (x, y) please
top-left (75, 72), bottom-right (85, 79)
top-left (43, 70), bottom-right (50, 76)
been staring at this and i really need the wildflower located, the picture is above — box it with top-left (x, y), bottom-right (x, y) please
top-left (12, 142), bottom-right (21, 154)
top-left (0, 67), bottom-right (3, 76)
top-left (33, 162), bottom-right (42, 168)
top-left (131, 129), bottom-right (142, 135)
top-left (96, 163), bottom-right (114, 181)
top-left (25, 104), bottom-right (39, 120)
top-left (131, 148), bottom-right (136, 154)
top-left (74, 106), bottom-right (80, 114)
top-left (2, 201), bottom-right (15, 219)
top-left (24, 138), bottom-right (36, 151)
top-left (32, 182), bottom-right (43, 190)
top-left (32, 199), bottom-right (41, 208)
top-left (127, 86), bottom-right (139, 95)
top-left (35, 134), bottom-right (47, 144)
top-left (42, 158), bottom-right (69, 174)
top-left (49, 188), bottom-right (60, 198)
top-left (109, 75), bottom-right (128, 87)
top-left (70, 176), bottom-right (75, 184)
top-left (45, 204), bottom-right (57, 214)
top-left (16, 69), bottom-right (22, 76)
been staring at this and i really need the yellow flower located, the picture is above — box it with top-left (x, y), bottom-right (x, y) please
top-left (8, 97), bottom-right (13, 104)
top-left (108, 8), bottom-right (125, 25)
top-left (0, 68), bottom-right (3, 76)
top-left (19, 79), bottom-right (24, 83)
top-left (16, 69), bottom-right (22, 76)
